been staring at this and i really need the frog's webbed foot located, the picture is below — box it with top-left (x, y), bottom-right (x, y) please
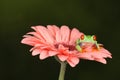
top-left (98, 44), bottom-right (103, 47)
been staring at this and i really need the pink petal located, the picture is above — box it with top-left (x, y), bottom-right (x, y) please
top-left (32, 49), bottom-right (41, 56)
top-left (56, 30), bottom-right (61, 42)
top-left (78, 53), bottom-right (94, 60)
top-left (48, 51), bottom-right (58, 56)
top-left (95, 58), bottom-right (107, 64)
top-left (67, 57), bottom-right (79, 67)
top-left (27, 32), bottom-right (45, 42)
top-left (100, 48), bottom-right (111, 55)
top-left (60, 26), bottom-right (70, 43)
top-left (39, 50), bottom-right (49, 60)
top-left (99, 52), bottom-right (112, 58)
top-left (35, 26), bottom-right (54, 44)
top-left (91, 49), bottom-right (112, 59)
top-left (57, 55), bottom-right (68, 61)
top-left (100, 48), bottom-right (112, 58)
top-left (69, 28), bottom-right (84, 45)
top-left (21, 36), bottom-right (41, 46)
top-left (47, 25), bottom-right (59, 37)
top-left (91, 52), bottom-right (103, 58)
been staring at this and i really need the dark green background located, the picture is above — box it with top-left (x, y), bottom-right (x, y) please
top-left (0, 0), bottom-right (120, 80)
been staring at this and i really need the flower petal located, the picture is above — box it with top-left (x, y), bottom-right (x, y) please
top-left (78, 53), bottom-right (94, 60)
top-left (39, 50), bottom-right (49, 60)
top-left (32, 49), bottom-right (41, 56)
top-left (67, 57), bottom-right (79, 67)
top-left (91, 52), bottom-right (103, 59)
top-left (47, 25), bottom-right (59, 37)
top-left (21, 36), bottom-right (41, 46)
top-left (56, 30), bottom-right (61, 42)
top-left (60, 26), bottom-right (70, 43)
top-left (49, 51), bottom-right (58, 56)
top-left (35, 26), bottom-right (55, 44)
top-left (100, 48), bottom-right (112, 58)
top-left (57, 55), bottom-right (68, 61)
top-left (27, 32), bottom-right (45, 42)
top-left (95, 58), bottom-right (107, 64)
top-left (69, 28), bottom-right (84, 45)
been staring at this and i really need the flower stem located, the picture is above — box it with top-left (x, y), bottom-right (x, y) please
top-left (58, 62), bottom-right (67, 80)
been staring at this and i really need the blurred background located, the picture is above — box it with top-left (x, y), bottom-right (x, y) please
top-left (0, 0), bottom-right (120, 80)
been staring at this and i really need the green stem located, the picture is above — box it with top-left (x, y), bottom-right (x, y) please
top-left (58, 62), bottom-right (67, 80)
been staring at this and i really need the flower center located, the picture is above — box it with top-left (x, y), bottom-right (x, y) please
top-left (54, 43), bottom-right (76, 51)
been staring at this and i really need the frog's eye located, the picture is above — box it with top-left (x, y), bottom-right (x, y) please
top-left (93, 35), bottom-right (97, 40)
top-left (80, 35), bottom-right (84, 40)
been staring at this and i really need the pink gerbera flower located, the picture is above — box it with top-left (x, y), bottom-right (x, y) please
top-left (21, 25), bottom-right (83, 67)
top-left (21, 25), bottom-right (112, 80)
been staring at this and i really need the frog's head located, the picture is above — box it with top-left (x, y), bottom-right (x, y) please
top-left (76, 35), bottom-right (97, 45)
top-left (80, 35), bottom-right (97, 43)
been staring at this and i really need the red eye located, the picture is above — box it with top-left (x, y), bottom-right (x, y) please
top-left (93, 35), bottom-right (97, 40)
top-left (80, 35), bottom-right (84, 40)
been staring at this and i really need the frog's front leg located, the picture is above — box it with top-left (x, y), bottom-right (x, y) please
top-left (75, 45), bottom-right (82, 52)
top-left (94, 41), bottom-right (100, 50)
